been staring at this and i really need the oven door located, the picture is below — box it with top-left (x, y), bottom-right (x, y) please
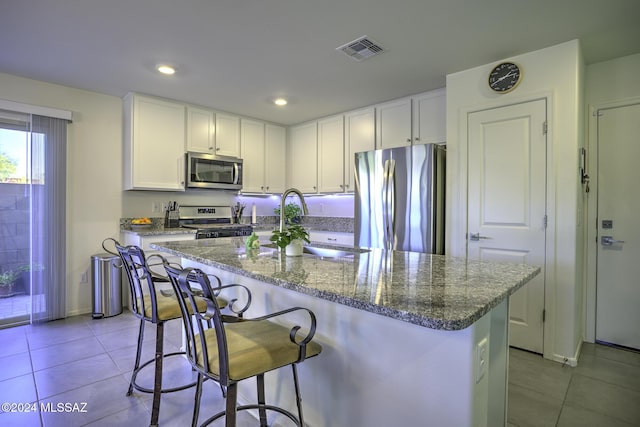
top-left (186, 152), bottom-right (243, 190)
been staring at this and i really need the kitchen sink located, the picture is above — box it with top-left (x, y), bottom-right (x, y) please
top-left (261, 243), bottom-right (369, 258)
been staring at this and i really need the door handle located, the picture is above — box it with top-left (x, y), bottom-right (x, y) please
top-left (601, 236), bottom-right (625, 246)
top-left (469, 233), bottom-right (491, 241)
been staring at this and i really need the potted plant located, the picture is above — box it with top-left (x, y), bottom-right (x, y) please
top-left (0, 270), bottom-right (20, 298)
top-left (273, 202), bottom-right (303, 224)
top-left (270, 224), bottom-right (310, 256)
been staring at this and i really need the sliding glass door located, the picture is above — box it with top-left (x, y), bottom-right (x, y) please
top-left (0, 110), bottom-right (32, 326)
top-left (0, 109), bottom-right (67, 328)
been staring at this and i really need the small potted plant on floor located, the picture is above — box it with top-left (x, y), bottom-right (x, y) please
top-left (270, 224), bottom-right (310, 256)
top-left (0, 269), bottom-right (20, 298)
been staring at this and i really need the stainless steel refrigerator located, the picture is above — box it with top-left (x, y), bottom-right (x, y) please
top-left (354, 143), bottom-right (446, 254)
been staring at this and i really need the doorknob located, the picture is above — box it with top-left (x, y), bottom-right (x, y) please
top-left (601, 236), bottom-right (625, 246)
top-left (469, 233), bottom-right (491, 241)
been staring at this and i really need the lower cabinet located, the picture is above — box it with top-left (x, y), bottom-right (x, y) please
top-left (309, 231), bottom-right (354, 246)
top-left (120, 232), bottom-right (195, 307)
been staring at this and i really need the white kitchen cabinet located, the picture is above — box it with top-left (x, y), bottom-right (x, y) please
top-left (288, 121), bottom-right (318, 193)
top-left (186, 106), bottom-right (215, 153)
top-left (376, 97), bottom-right (412, 149)
top-left (120, 231), bottom-right (196, 307)
top-left (344, 107), bottom-right (375, 191)
top-left (412, 88), bottom-right (446, 144)
top-left (241, 121), bottom-right (286, 194)
top-left (318, 115), bottom-right (345, 193)
top-left (240, 118), bottom-right (266, 193)
top-left (264, 124), bottom-right (286, 193)
top-left (123, 93), bottom-right (186, 191)
top-left (375, 89), bottom-right (446, 149)
top-left (215, 113), bottom-right (241, 158)
top-left (309, 231), bottom-right (354, 246)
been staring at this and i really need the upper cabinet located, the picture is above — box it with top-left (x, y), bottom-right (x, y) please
top-left (318, 115), bottom-right (345, 193)
top-left (186, 107), bottom-right (241, 158)
top-left (344, 107), bottom-right (375, 191)
top-left (123, 93), bottom-right (186, 191)
top-left (215, 113), bottom-right (241, 158)
top-left (186, 107), bottom-right (215, 153)
top-left (264, 124), bottom-right (286, 193)
top-left (376, 97), bottom-right (412, 149)
top-left (240, 118), bottom-right (265, 193)
top-left (241, 120), bottom-right (286, 194)
top-left (289, 121), bottom-right (318, 194)
top-left (412, 88), bottom-right (446, 144)
top-left (375, 89), bottom-right (446, 149)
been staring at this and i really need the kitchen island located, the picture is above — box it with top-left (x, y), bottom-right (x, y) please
top-left (151, 238), bottom-right (539, 427)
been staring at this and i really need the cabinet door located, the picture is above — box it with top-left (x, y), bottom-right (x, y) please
top-left (289, 122), bottom-right (318, 193)
top-left (215, 113), bottom-right (241, 157)
top-left (344, 107), bottom-right (375, 192)
top-left (265, 124), bottom-right (286, 193)
top-left (412, 89), bottom-right (446, 144)
top-left (240, 119), bottom-right (266, 193)
top-left (124, 94), bottom-right (186, 191)
top-left (318, 115), bottom-right (345, 193)
top-left (187, 107), bottom-right (214, 153)
top-left (376, 97), bottom-right (412, 149)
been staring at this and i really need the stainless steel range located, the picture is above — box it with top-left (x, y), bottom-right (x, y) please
top-left (178, 205), bottom-right (253, 239)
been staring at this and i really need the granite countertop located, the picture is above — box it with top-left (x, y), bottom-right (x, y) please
top-left (150, 238), bottom-right (540, 331)
top-left (120, 226), bottom-right (197, 237)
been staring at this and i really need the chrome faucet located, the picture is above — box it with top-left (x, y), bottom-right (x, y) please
top-left (279, 188), bottom-right (309, 232)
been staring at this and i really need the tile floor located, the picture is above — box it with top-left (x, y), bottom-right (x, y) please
top-left (0, 312), bottom-right (639, 427)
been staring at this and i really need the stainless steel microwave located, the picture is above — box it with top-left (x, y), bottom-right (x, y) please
top-left (185, 152), bottom-right (243, 190)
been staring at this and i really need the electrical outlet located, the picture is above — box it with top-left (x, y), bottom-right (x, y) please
top-left (80, 271), bottom-right (89, 284)
top-left (161, 202), bottom-right (168, 212)
top-left (475, 337), bottom-right (488, 383)
top-left (151, 202), bottom-right (160, 213)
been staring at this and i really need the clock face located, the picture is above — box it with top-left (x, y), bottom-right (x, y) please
top-left (488, 62), bottom-right (521, 93)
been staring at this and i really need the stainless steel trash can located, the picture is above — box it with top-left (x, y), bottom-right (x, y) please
top-left (91, 253), bottom-right (122, 318)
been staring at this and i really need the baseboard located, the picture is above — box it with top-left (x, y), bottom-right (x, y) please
top-left (551, 340), bottom-right (583, 367)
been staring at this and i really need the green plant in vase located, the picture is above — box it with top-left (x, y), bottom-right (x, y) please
top-left (270, 224), bottom-right (310, 256)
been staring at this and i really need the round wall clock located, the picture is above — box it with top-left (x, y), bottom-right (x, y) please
top-left (488, 62), bottom-right (522, 93)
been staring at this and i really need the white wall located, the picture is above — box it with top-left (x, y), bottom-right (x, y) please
top-left (584, 53), bottom-right (640, 342)
top-left (445, 40), bottom-right (584, 363)
top-left (0, 71), bottom-right (123, 316)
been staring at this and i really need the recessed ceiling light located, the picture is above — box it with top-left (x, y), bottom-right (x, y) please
top-left (274, 98), bottom-right (288, 106)
top-left (156, 64), bottom-right (176, 75)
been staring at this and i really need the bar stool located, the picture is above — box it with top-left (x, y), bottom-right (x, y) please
top-left (115, 243), bottom-right (220, 427)
top-left (164, 265), bottom-right (323, 427)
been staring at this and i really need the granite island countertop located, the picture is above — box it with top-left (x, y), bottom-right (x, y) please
top-left (151, 238), bottom-right (540, 331)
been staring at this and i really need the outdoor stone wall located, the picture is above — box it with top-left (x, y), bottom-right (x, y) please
top-left (0, 183), bottom-right (31, 274)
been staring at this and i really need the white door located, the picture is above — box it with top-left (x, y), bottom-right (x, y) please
top-left (596, 102), bottom-right (640, 350)
top-left (467, 99), bottom-right (547, 354)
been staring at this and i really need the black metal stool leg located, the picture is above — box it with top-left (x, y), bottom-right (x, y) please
top-left (128, 318), bottom-right (146, 396)
top-left (150, 321), bottom-right (164, 427)
top-left (225, 384), bottom-right (238, 427)
top-left (257, 374), bottom-right (268, 426)
top-left (191, 373), bottom-right (203, 427)
top-left (292, 364), bottom-right (305, 427)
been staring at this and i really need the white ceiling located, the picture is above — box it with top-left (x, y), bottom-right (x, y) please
top-left (1, 0), bottom-right (639, 125)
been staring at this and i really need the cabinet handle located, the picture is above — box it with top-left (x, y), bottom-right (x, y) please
top-left (216, 147), bottom-right (220, 151)
top-left (266, 186), bottom-right (270, 191)
top-left (415, 137), bottom-right (420, 142)
top-left (406, 138), bottom-right (411, 142)
top-left (328, 238), bottom-right (337, 242)
top-left (339, 184), bottom-right (344, 189)
top-left (261, 186), bottom-right (264, 190)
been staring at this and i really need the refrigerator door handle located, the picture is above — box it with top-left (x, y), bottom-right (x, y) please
top-left (387, 159), bottom-right (396, 249)
top-left (382, 159), bottom-right (390, 248)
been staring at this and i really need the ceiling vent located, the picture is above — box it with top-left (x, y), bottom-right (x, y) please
top-left (336, 36), bottom-right (385, 61)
